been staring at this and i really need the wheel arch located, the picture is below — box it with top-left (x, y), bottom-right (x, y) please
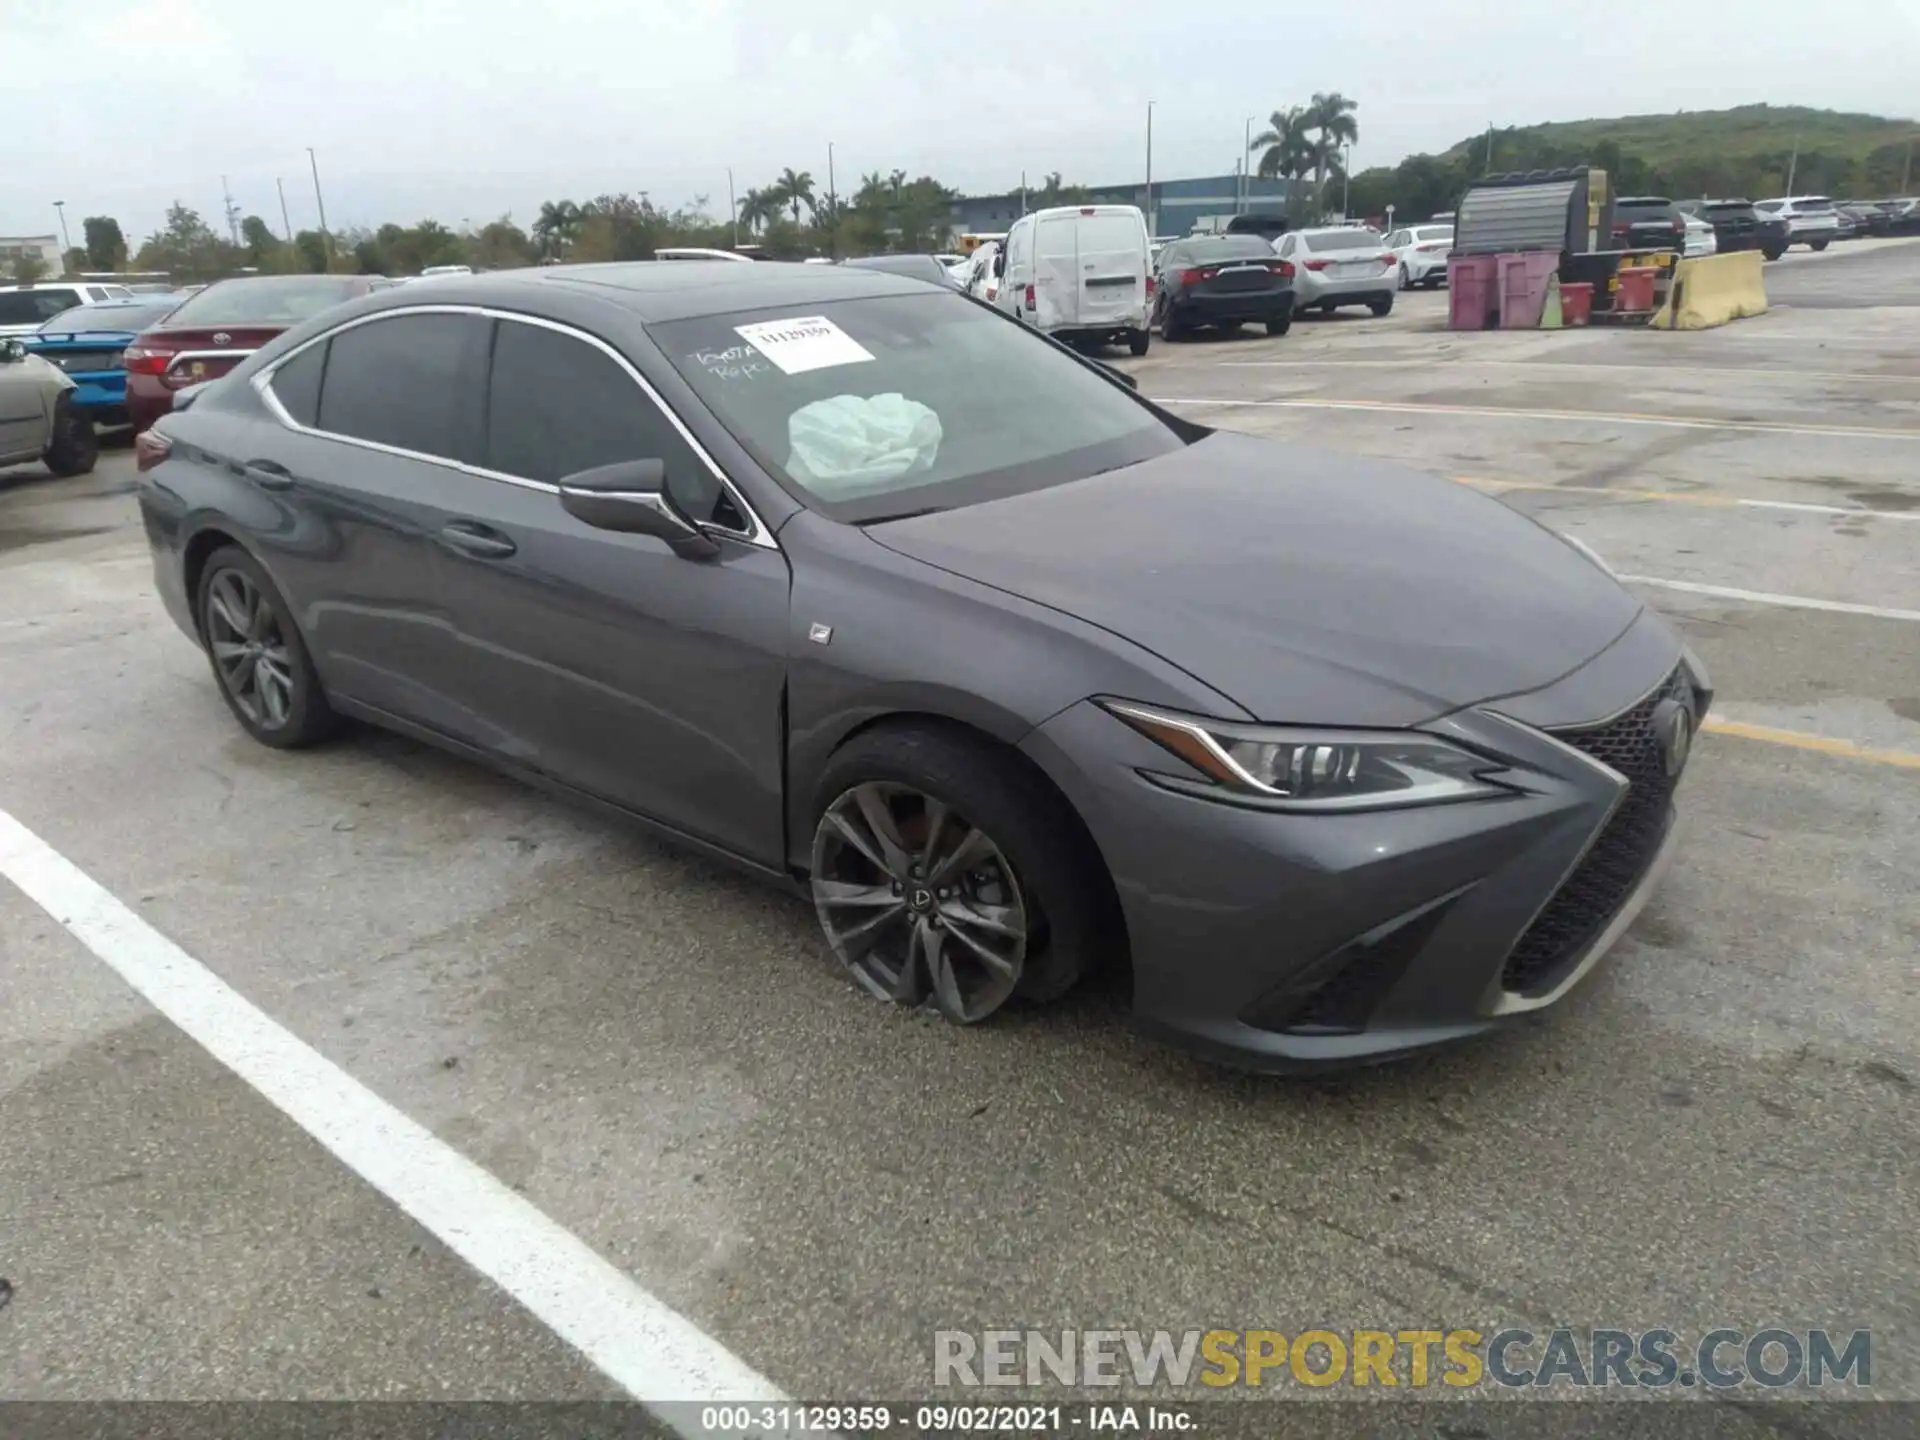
top-left (181, 525), bottom-right (250, 640)
top-left (786, 704), bottom-right (1130, 972)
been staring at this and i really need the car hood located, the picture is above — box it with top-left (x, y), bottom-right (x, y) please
top-left (864, 431), bottom-right (1644, 727)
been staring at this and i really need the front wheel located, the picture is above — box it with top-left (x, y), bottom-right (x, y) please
top-left (197, 546), bottom-right (340, 749)
top-left (1763, 246), bottom-right (1786, 261)
top-left (808, 725), bottom-right (1111, 1023)
top-left (1810, 239), bottom-right (1829, 252)
top-left (42, 399), bottom-right (98, 478)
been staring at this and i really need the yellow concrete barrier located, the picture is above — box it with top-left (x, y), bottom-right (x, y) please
top-left (1651, 250), bottom-right (1768, 330)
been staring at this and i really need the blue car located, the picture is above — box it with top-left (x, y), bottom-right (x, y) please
top-left (22, 294), bottom-right (189, 429)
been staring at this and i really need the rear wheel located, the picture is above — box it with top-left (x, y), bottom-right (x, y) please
top-left (197, 546), bottom-right (339, 749)
top-left (808, 724), bottom-right (1109, 1022)
top-left (1810, 239), bottom-right (1829, 252)
top-left (1161, 305), bottom-right (1187, 341)
top-left (1398, 264), bottom-right (1411, 290)
top-left (1127, 328), bottom-right (1150, 357)
top-left (1266, 314), bottom-right (1292, 337)
top-left (42, 399), bottom-right (98, 478)
top-left (1763, 245), bottom-right (1786, 261)
top-left (1368, 295), bottom-right (1394, 317)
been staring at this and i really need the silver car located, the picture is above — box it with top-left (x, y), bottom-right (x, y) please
top-left (1275, 227), bottom-right (1398, 317)
top-left (0, 337), bottom-right (99, 476)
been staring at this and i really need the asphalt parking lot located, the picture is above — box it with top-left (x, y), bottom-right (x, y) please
top-left (3, 239), bottom-right (1918, 1421)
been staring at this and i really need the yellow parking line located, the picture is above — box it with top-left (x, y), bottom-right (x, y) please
top-left (1701, 719), bottom-right (1920, 770)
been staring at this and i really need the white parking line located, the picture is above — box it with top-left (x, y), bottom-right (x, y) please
top-left (1461, 477), bottom-right (1920, 522)
top-left (1214, 359), bottom-right (1920, 384)
top-left (1616, 576), bottom-right (1920, 624)
top-left (0, 807), bottom-right (786, 1427)
top-left (1150, 396), bottom-right (1920, 440)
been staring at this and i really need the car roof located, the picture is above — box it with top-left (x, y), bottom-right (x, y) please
top-left (72, 293), bottom-right (189, 308)
top-left (1616, 196), bottom-right (1674, 205)
top-left (2, 281), bottom-right (92, 291)
top-left (351, 260), bottom-right (930, 323)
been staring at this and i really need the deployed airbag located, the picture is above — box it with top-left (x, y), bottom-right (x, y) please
top-left (786, 393), bottom-right (943, 497)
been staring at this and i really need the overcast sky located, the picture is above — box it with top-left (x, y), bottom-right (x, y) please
top-left (7, 0), bottom-right (1918, 245)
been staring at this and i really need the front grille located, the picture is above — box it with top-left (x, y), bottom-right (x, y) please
top-left (1500, 668), bottom-right (1691, 995)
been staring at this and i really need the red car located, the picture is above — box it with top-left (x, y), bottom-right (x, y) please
top-left (124, 274), bottom-right (375, 434)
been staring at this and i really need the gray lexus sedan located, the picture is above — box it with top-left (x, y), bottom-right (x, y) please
top-left (135, 261), bottom-right (1709, 1070)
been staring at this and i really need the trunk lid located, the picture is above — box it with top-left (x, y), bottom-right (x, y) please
top-left (138, 324), bottom-right (289, 387)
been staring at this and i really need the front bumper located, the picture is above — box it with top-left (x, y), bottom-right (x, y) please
top-left (1021, 612), bottom-right (1708, 1070)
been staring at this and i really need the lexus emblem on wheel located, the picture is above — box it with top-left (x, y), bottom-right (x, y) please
top-left (212, 332), bottom-right (231, 345)
top-left (1656, 699), bottom-right (1694, 778)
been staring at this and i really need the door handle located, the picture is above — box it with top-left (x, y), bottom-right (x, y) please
top-left (437, 521), bottom-right (517, 560)
top-left (243, 458), bottom-right (294, 491)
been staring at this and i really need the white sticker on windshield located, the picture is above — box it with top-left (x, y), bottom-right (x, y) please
top-left (733, 316), bottom-right (874, 376)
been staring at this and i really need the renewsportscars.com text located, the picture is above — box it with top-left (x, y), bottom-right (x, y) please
top-left (932, 1327), bottom-right (1872, 1390)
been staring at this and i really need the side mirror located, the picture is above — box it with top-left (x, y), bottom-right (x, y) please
top-left (0, 339), bottom-right (24, 364)
top-left (557, 458), bottom-right (720, 560)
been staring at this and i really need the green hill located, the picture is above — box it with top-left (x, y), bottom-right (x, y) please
top-left (1351, 104), bottom-right (1919, 222)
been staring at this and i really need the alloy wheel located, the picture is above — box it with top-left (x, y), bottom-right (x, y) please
top-left (205, 569), bottom-right (296, 730)
top-left (811, 781), bottom-right (1029, 1022)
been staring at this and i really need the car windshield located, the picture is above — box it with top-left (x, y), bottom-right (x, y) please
top-left (1300, 228), bottom-right (1381, 250)
top-left (163, 276), bottom-right (361, 326)
top-left (1183, 237), bottom-right (1276, 262)
top-left (0, 289), bottom-right (83, 325)
top-left (39, 299), bottom-right (180, 334)
top-left (652, 294), bottom-right (1185, 523)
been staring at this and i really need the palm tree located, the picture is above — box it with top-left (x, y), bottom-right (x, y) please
top-left (532, 198), bottom-right (582, 258)
top-left (888, 169), bottom-right (908, 201)
top-left (775, 168), bottom-right (816, 225)
top-left (1251, 106), bottom-right (1316, 216)
top-left (737, 187), bottom-right (778, 234)
top-left (1305, 91), bottom-right (1360, 204)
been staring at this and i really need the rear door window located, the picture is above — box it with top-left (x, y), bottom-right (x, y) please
top-left (316, 313), bottom-right (475, 460)
top-left (483, 318), bottom-right (727, 526)
top-left (268, 342), bottom-right (327, 427)
top-left (0, 288), bottom-right (83, 325)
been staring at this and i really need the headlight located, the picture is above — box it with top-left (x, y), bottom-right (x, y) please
top-left (1102, 700), bottom-right (1516, 811)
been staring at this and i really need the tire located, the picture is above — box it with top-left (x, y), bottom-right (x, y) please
top-left (1398, 264), bottom-right (1411, 291)
top-left (42, 398), bottom-right (99, 478)
top-left (1161, 305), bottom-right (1187, 341)
top-left (1810, 239), bottom-right (1829, 252)
top-left (1127, 328), bottom-right (1149, 357)
top-left (1763, 246), bottom-right (1786, 262)
top-left (196, 545), bottom-right (340, 749)
top-left (808, 723), bottom-right (1113, 1020)
top-left (1265, 314), bottom-right (1292, 337)
top-left (1368, 296), bottom-right (1394, 317)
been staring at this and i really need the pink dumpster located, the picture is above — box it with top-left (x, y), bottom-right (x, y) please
top-left (1447, 255), bottom-right (1499, 330)
top-left (1497, 251), bottom-right (1561, 329)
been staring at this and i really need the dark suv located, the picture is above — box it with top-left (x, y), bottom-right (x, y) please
top-left (1609, 196), bottom-right (1686, 252)
top-left (1678, 200), bottom-right (1789, 261)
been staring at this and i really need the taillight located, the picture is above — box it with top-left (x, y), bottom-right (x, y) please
top-left (1145, 274), bottom-right (1156, 297)
top-left (134, 429), bottom-right (172, 473)
top-left (1303, 259), bottom-right (1331, 271)
top-left (123, 347), bottom-right (170, 376)
top-left (1023, 283), bottom-right (1035, 309)
top-left (1268, 260), bottom-right (1295, 278)
top-left (1379, 254), bottom-right (1395, 266)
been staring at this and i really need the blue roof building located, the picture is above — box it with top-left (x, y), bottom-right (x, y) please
top-left (947, 172), bottom-right (1306, 240)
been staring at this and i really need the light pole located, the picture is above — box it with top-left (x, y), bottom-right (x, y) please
top-left (726, 167), bottom-right (737, 248)
top-left (1242, 117), bottom-right (1255, 214)
top-left (276, 178), bottom-right (294, 243)
top-left (307, 146), bottom-right (332, 265)
top-left (1343, 144), bottom-right (1352, 220)
top-left (1145, 101), bottom-right (1155, 235)
top-left (52, 201), bottom-right (72, 265)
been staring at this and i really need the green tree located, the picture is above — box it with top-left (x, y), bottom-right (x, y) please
top-left (293, 230), bottom-right (329, 273)
top-left (774, 168), bottom-right (816, 224)
top-left (132, 202), bottom-right (241, 283)
top-left (1305, 92), bottom-right (1360, 204)
top-left (62, 247), bottom-right (88, 275)
top-left (82, 215), bottom-right (126, 271)
top-left (533, 199), bottom-right (584, 259)
top-left (1252, 107), bottom-right (1317, 217)
top-left (471, 216), bottom-right (536, 269)
top-left (10, 250), bottom-right (49, 284)
top-left (240, 215), bottom-right (279, 263)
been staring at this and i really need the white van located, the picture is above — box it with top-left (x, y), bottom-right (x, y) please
top-left (992, 205), bottom-right (1152, 355)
